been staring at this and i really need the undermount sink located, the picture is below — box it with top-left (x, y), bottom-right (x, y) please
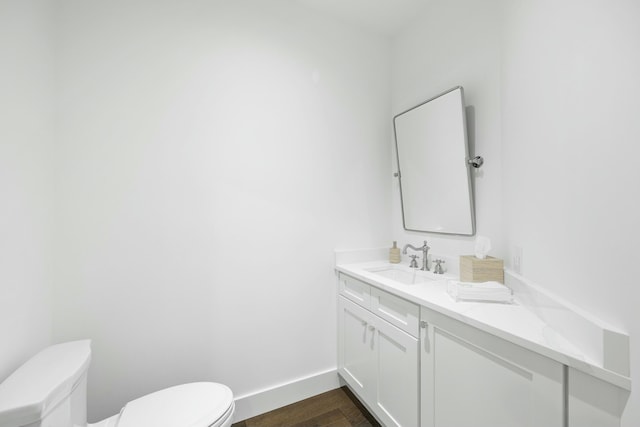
top-left (365, 265), bottom-right (439, 285)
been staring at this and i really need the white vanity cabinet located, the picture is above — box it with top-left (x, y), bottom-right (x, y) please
top-left (420, 306), bottom-right (565, 427)
top-left (336, 259), bottom-right (631, 427)
top-left (337, 273), bottom-right (420, 427)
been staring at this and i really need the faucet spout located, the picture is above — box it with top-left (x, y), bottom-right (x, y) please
top-left (402, 240), bottom-right (430, 271)
top-left (402, 243), bottom-right (419, 254)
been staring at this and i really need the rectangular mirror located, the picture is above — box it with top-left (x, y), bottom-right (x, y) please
top-left (393, 86), bottom-right (475, 235)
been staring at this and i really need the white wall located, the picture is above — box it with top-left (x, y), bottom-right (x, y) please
top-left (0, 0), bottom-right (54, 381)
top-left (390, 0), bottom-right (504, 265)
top-left (501, 1), bottom-right (640, 425)
top-left (52, 0), bottom-right (391, 420)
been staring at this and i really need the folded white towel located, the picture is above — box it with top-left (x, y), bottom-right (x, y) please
top-left (447, 280), bottom-right (513, 303)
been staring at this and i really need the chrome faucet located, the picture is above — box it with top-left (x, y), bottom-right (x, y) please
top-left (402, 240), bottom-right (430, 271)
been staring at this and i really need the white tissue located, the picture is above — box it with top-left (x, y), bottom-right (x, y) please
top-left (474, 236), bottom-right (491, 259)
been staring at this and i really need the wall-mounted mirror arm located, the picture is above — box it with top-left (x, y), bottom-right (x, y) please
top-left (467, 156), bottom-right (484, 168)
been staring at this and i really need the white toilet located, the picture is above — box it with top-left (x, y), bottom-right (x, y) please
top-left (0, 341), bottom-right (235, 427)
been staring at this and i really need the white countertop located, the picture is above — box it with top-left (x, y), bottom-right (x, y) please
top-left (335, 259), bottom-right (631, 391)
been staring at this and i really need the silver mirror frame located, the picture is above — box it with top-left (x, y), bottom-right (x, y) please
top-left (393, 86), bottom-right (478, 236)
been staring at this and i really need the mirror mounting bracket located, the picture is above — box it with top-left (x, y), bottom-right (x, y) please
top-left (467, 156), bottom-right (484, 168)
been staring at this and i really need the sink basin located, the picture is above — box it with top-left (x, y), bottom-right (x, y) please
top-left (365, 266), bottom-right (436, 285)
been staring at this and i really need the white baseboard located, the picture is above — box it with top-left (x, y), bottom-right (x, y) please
top-left (232, 368), bottom-right (340, 422)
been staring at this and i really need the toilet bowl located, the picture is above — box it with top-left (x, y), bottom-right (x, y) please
top-left (0, 341), bottom-right (235, 427)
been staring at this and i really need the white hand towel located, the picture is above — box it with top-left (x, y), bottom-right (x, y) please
top-left (447, 280), bottom-right (513, 303)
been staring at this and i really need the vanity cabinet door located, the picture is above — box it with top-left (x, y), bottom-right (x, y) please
top-left (371, 313), bottom-right (419, 427)
top-left (420, 307), bottom-right (564, 427)
top-left (338, 296), bottom-right (420, 427)
top-left (338, 296), bottom-right (375, 402)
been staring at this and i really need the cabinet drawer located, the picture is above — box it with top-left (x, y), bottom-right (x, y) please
top-left (371, 287), bottom-right (419, 337)
top-left (339, 273), bottom-right (371, 308)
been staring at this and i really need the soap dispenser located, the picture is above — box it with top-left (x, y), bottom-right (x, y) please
top-left (389, 241), bottom-right (401, 264)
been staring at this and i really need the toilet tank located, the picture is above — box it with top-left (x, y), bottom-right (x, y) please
top-left (0, 340), bottom-right (91, 427)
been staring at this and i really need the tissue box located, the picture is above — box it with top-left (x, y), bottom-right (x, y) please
top-left (460, 255), bottom-right (504, 284)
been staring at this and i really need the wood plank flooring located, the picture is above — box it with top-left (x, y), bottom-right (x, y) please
top-left (232, 386), bottom-right (380, 427)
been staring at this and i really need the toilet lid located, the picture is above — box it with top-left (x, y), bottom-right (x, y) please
top-left (116, 382), bottom-right (233, 427)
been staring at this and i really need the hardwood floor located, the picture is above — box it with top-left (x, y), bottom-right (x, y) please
top-left (232, 386), bottom-right (380, 427)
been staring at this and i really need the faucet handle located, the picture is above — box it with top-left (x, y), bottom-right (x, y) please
top-left (409, 255), bottom-right (419, 269)
top-left (433, 259), bottom-right (445, 274)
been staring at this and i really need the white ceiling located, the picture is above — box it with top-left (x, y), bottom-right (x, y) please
top-left (295, 0), bottom-right (429, 36)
